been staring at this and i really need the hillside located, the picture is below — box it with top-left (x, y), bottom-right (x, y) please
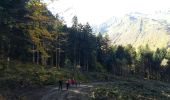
top-left (95, 12), bottom-right (170, 50)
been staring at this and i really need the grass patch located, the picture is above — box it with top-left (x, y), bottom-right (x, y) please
top-left (90, 78), bottom-right (170, 100)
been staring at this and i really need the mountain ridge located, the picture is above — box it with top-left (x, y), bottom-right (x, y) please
top-left (93, 11), bottom-right (170, 50)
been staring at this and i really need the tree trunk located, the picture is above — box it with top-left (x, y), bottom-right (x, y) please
top-left (56, 49), bottom-right (58, 68)
top-left (86, 60), bottom-right (89, 72)
top-left (58, 48), bottom-right (60, 69)
top-left (32, 45), bottom-right (35, 63)
top-left (74, 42), bottom-right (76, 71)
top-left (51, 52), bottom-right (54, 67)
top-left (37, 51), bottom-right (39, 65)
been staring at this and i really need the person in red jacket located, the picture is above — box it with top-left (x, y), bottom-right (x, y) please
top-left (68, 78), bottom-right (72, 86)
top-left (71, 79), bottom-right (74, 85)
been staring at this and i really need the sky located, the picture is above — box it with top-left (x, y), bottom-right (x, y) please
top-left (43, 0), bottom-right (170, 26)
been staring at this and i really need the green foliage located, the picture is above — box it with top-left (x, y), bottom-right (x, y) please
top-left (64, 58), bottom-right (73, 69)
top-left (0, 60), bottom-right (65, 88)
top-left (90, 79), bottom-right (170, 100)
top-left (95, 62), bottom-right (106, 72)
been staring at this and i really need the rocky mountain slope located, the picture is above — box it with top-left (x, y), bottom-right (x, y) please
top-left (95, 11), bottom-right (170, 50)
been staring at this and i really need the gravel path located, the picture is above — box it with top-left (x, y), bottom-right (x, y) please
top-left (41, 84), bottom-right (93, 100)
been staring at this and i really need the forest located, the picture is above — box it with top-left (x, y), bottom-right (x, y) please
top-left (1, 0), bottom-right (170, 97)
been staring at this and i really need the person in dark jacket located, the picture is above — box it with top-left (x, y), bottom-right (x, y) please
top-left (66, 79), bottom-right (70, 90)
top-left (58, 79), bottom-right (63, 90)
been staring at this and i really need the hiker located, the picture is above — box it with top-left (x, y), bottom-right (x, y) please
top-left (68, 78), bottom-right (72, 86)
top-left (71, 79), bottom-right (75, 85)
top-left (58, 79), bottom-right (63, 90)
top-left (66, 79), bottom-right (70, 90)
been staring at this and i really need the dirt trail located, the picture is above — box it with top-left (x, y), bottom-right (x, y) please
top-left (41, 84), bottom-right (93, 100)
top-left (0, 82), bottom-right (110, 100)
